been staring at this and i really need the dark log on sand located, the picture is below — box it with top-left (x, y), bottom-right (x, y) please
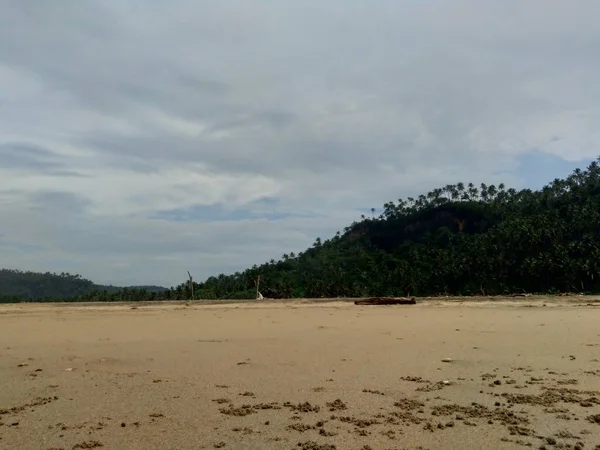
top-left (354, 297), bottom-right (416, 306)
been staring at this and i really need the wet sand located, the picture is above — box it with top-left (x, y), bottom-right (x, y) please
top-left (1, 298), bottom-right (600, 450)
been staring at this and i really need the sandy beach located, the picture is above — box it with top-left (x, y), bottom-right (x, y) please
top-left (1, 297), bottom-right (600, 450)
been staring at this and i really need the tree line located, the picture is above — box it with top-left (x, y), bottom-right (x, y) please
top-left (3, 157), bottom-right (600, 302)
top-left (0, 269), bottom-right (167, 303)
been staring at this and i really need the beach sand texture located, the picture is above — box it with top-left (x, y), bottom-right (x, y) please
top-left (1, 298), bottom-right (600, 450)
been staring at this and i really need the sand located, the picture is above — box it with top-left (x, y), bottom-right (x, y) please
top-left (1, 297), bottom-right (600, 450)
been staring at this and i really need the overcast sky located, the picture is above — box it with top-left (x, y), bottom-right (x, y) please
top-left (1, 1), bottom-right (599, 287)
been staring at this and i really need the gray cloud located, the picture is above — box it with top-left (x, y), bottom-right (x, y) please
top-left (1, 142), bottom-right (63, 170)
top-left (1, 0), bottom-right (599, 286)
top-left (28, 191), bottom-right (91, 215)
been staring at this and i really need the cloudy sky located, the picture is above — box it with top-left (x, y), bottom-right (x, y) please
top-left (1, 1), bottom-right (599, 287)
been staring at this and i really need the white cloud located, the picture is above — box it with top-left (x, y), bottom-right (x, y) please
top-left (1, 0), bottom-right (599, 286)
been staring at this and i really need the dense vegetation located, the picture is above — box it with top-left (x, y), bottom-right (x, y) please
top-left (2, 158), bottom-right (600, 302)
top-left (184, 158), bottom-right (600, 299)
top-left (0, 269), bottom-right (166, 303)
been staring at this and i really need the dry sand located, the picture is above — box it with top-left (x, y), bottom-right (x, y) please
top-left (1, 297), bottom-right (600, 450)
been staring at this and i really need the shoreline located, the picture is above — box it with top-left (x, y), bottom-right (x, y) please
top-left (1, 294), bottom-right (600, 312)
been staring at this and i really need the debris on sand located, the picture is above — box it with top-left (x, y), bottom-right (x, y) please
top-left (287, 423), bottom-right (315, 432)
top-left (219, 402), bottom-right (282, 416)
top-left (393, 398), bottom-right (425, 411)
top-left (430, 402), bottom-right (529, 427)
top-left (362, 388), bottom-right (385, 395)
top-left (326, 399), bottom-right (347, 411)
top-left (219, 405), bottom-right (256, 417)
top-left (501, 387), bottom-right (600, 407)
top-left (0, 396), bottom-right (58, 415)
top-left (586, 414), bottom-right (600, 424)
top-left (416, 381), bottom-right (452, 392)
top-left (297, 441), bottom-right (336, 450)
top-left (284, 402), bottom-right (321, 413)
top-left (72, 441), bottom-right (103, 449)
top-left (354, 297), bottom-right (416, 306)
top-left (400, 376), bottom-right (430, 383)
top-left (334, 415), bottom-right (380, 428)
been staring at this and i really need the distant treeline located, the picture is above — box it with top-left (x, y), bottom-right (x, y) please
top-left (3, 157), bottom-right (600, 303)
top-left (0, 269), bottom-right (167, 303)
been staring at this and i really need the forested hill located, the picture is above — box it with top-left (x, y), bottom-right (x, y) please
top-left (0, 269), bottom-right (167, 302)
top-left (3, 158), bottom-right (600, 303)
top-left (176, 157), bottom-right (600, 299)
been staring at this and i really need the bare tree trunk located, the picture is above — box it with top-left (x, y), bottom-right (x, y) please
top-left (255, 275), bottom-right (261, 299)
top-left (187, 271), bottom-right (194, 300)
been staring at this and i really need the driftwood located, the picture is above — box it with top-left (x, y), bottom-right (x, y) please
top-left (354, 297), bottom-right (416, 306)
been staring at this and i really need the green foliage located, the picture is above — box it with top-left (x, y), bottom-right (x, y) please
top-left (3, 158), bottom-right (600, 301)
top-left (174, 158), bottom-right (600, 299)
top-left (0, 269), bottom-right (169, 303)
top-left (0, 270), bottom-right (95, 300)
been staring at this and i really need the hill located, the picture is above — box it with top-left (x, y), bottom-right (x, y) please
top-left (3, 157), bottom-right (600, 302)
top-left (175, 157), bottom-right (600, 299)
top-left (0, 269), bottom-right (168, 302)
